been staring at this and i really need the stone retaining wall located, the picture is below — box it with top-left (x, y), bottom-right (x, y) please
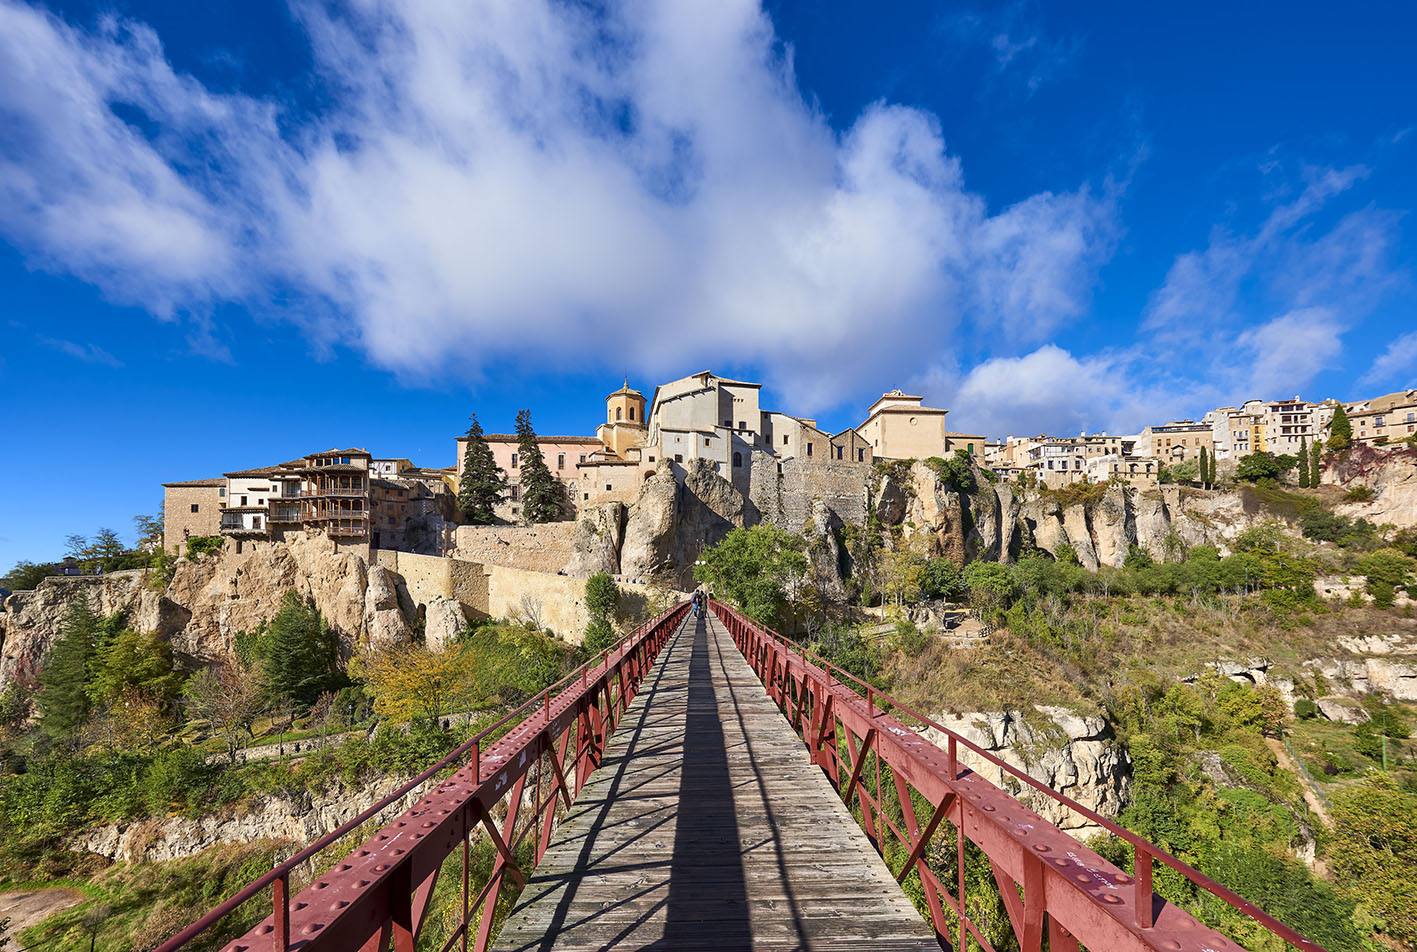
top-left (451, 523), bottom-right (577, 572)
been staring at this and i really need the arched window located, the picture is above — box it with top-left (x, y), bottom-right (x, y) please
top-left (616, 407), bottom-right (623, 421)
top-left (629, 406), bottom-right (635, 421)
top-left (733, 452), bottom-right (742, 468)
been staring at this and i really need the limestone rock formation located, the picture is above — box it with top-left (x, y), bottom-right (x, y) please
top-left (1, 534), bottom-right (414, 691)
top-left (423, 596), bottom-right (469, 652)
top-left (620, 463), bottom-right (682, 583)
top-left (802, 499), bottom-right (849, 601)
top-left (70, 774), bottom-right (420, 864)
top-left (563, 503), bottom-right (625, 578)
top-left (920, 706), bottom-right (1130, 836)
top-left (621, 460), bottom-right (746, 587)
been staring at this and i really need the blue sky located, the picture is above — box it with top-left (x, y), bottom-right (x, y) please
top-left (1, 0), bottom-right (1414, 568)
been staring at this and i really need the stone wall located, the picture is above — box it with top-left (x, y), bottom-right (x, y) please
top-left (778, 458), bottom-right (872, 529)
top-left (450, 523), bottom-right (577, 572)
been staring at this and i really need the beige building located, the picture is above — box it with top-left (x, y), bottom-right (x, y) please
top-left (597, 381), bottom-right (648, 460)
top-left (857, 390), bottom-right (949, 461)
top-left (945, 432), bottom-right (986, 463)
top-left (1136, 421), bottom-right (1214, 466)
top-left (161, 478), bottom-right (225, 551)
top-left (1345, 389), bottom-right (1417, 445)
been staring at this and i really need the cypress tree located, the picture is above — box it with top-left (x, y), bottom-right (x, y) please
top-left (1298, 436), bottom-right (1311, 488)
top-left (1310, 439), bottom-right (1323, 487)
top-left (1329, 405), bottom-right (1352, 451)
top-left (1199, 447), bottom-right (1210, 488)
top-left (516, 409), bottom-right (563, 524)
top-left (1208, 449), bottom-right (1217, 486)
top-left (36, 595), bottom-right (101, 743)
top-left (458, 414), bottom-right (508, 525)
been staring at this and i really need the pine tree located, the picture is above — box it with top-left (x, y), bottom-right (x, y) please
top-left (1329, 405), bottom-right (1352, 451)
top-left (516, 409), bottom-right (563, 524)
top-left (36, 595), bottom-right (101, 742)
top-left (1310, 439), bottom-right (1323, 487)
top-left (1298, 436), bottom-right (1311, 488)
top-left (260, 592), bottom-right (343, 709)
top-left (1199, 447), bottom-right (1210, 488)
top-left (457, 414), bottom-right (508, 525)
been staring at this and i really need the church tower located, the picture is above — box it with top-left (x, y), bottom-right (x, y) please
top-left (599, 379), bottom-right (648, 459)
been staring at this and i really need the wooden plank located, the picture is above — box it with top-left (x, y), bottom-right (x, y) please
top-left (491, 613), bottom-right (938, 951)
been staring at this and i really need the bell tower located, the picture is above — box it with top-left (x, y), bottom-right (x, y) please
top-left (599, 378), bottom-right (648, 459)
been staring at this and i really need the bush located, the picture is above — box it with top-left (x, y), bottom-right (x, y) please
top-left (963, 562), bottom-right (1018, 609)
top-left (919, 558), bottom-right (964, 601)
top-left (1293, 698), bottom-right (1318, 719)
top-left (924, 451), bottom-right (976, 493)
top-left (1343, 485), bottom-right (1375, 502)
top-left (184, 536), bottom-right (223, 559)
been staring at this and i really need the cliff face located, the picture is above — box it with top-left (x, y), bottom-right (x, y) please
top-left (1, 533), bottom-right (413, 688)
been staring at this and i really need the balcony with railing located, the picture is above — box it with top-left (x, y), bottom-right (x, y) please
top-left (219, 513), bottom-right (267, 535)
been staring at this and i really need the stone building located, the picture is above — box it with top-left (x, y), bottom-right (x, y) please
top-left (455, 433), bottom-right (602, 522)
top-left (856, 390), bottom-right (949, 461)
top-left (161, 478), bottom-right (225, 551)
top-left (1135, 421), bottom-right (1215, 466)
top-left (1345, 389), bottom-right (1417, 445)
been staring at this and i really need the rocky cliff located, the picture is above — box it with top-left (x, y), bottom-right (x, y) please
top-left (921, 706), bottom-right (1131, 836)
top-left (1, 533), bottom-right (413, 688)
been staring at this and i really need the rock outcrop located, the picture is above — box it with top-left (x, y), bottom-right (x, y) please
top-left (920, 705), bottom-right (1131, 837)
top-left (70, 774), bottom-right (420, 864)
top-left (621, 460), bottom-right (746, 587)
top-left (563, 503), bottom-right (626, 578)
top-left (1, 534), bottom-right (414, 689)
top-left (1324, 443), bottom-right (1417, 529)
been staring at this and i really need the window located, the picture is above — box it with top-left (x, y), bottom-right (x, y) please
top-left (512, 507), bottom-right (518, 515)
top-left (806, 443), bottom-right (813, 457)
top-left (511, 485), bottom-right (521, 501)
top-left (341, 457), bottom-right (350, 465)
top-left (705, 437), bottom-right (711, 447)
top-left (629, 407), bottom-right (635, 421)
top-left (967, 443), bottom-right (975, 454)
top-left (1407, 412), bottom-right (1415, 422)
top-left (858, 449), bottom-right (865, 462)
top-left (783, 435), bottom-right (790, 445)
top-left (584, 493), bottom-right (590, 501)
top-left (511, 453), bottom-right (518, 468)
top-left (605, 483), bottom-right (612, 491)
top-left (835, 446), bottom-right (843, 460)
top-left (1376, 416), bottom-right (1385, 427)
top-left (240, 495), bottom-right (248, 506)
top-left (724, 419), bottom-right (732, 426)
top-left (218, 488), bottom-right (226, 498)
top-left (616, 407), bottom-right (623, 421)
top-left (733, 452), bottom-right (742, 468)
top-left (739, 421), bottom-right (746, 430)
top-left (648, 455), bottom-right (655, 462)
top-left (191, 503), bottom-right (199, 513)
top-left (253, 516), bottom-right (262, 530)
top-left (674, 454), bottom-right (683, 463)
top-left (579, 454), bottom-right (587, 463)
top-left (557, 454), bottom-right (565, 469)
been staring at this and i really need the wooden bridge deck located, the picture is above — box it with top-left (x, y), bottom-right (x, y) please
top-left (492, 611), bottom-right (939, 952)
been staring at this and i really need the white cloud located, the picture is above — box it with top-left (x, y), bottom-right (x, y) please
top-left (943, 344), bottom-right (1198, 438)
top-left (1360, 329), bottom-right (1417, 389)
top-left (39, 337), bottom-right (124, 367)
top-left (0, 0), bottom-right (1117, 410)
top-left (1232, 307), bottom-right (1345, 398)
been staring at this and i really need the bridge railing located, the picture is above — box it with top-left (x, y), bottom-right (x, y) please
top-left (157, 601), bottom-right (692, 952)
top-left (710, 599), bottom-right (1325, 952)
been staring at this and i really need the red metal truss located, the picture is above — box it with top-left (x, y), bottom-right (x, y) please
top-left (155, 602), bottom-right (691, 952)
top-left (711, 600), bottom-right (1326, 952)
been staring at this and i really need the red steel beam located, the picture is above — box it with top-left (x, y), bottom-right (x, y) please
top-left (157, 602), bottom-right (691, 952)
top-left (711, 600), bottom-right (1326, 952)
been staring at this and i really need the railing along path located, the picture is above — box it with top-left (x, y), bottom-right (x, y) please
top-left (155, 602), bottom-right (690, 952)
top-left (711, 600), bottom-right (1325, 952)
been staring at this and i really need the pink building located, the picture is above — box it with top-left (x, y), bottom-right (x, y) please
top-left (455, 433), bottom-right (602, 521)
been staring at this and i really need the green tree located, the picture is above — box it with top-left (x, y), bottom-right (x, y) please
top-left (36, 596), bottom-right (102, 742)
top-left (85, 627), bottom-right (181, 710)
top-left (925, 451), bottom-right (976, 493)
top-left (1199, 447), bottom-right (1210, 489)
top-left (1329, 777), bottom-right (1417, 946)
top-left (1297, 436), bottom-right (1310, 488)
top-left (962, 561), bottom-right (1018, 609)
top-left (1236, 451), bottom-right (1283, 483)
top-left (920, 558), bottom-right (965, 601)
top-left (1310, 438), bottom-right (1323, 485)
top-left (133, 511), bottom-right (165, 552)
top-left (0, 560), bottom-right (54, 592)
top-left (583, 572), bottom-right (621, 654)
top-left (1328, 404), bottom-right (1352, 451)
top-left (694, 525), bottom-right (807, 629)
top-left (255, 592), bottom-right (344, 709)
top-left (515, 409), bottom-right (563, 523)
top-left (457, 414), bottom-right (508, 525)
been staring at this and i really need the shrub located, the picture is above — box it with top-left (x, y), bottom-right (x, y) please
top-left (1343, 485), bottom-right (1375, 502)
top-left (924, 451), bottom-right (976, 493)
top-left (184, 536), bottom-right (223, 559)
top-left (963, 561), bottom-right (1018, 609)
top-left (1293, 698), bottom-right (1318, 719)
